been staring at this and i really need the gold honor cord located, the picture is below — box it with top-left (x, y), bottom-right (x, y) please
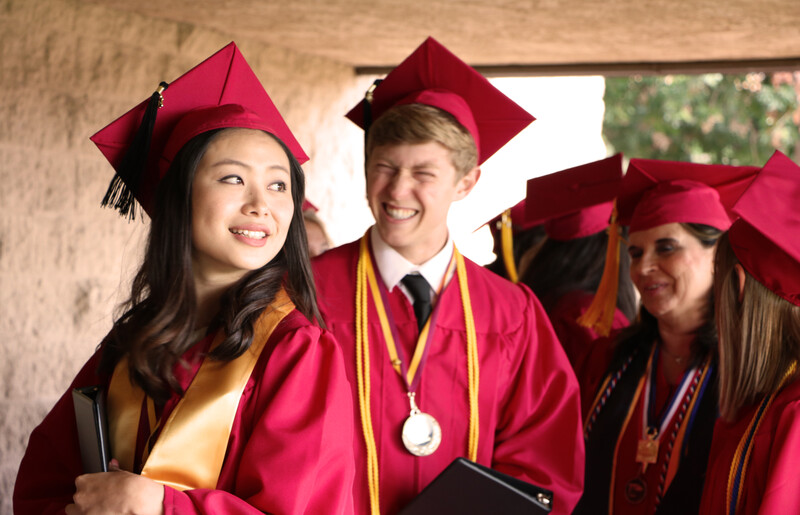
top-left (107, 289), bottom-right (295, 491)
top-left (355, 235), bottom-right (481, 515)
top-left (500, 209), bottom-right (519, 284)
top-left (726, 361), bottom-right (797, 515)
top-left (356, 240), bottom-right (381, 515)
top-left (456, 249), bottom-right (481, 459)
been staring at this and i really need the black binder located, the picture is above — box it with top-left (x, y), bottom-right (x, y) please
top-left (399, 457), bottom-right (553, 514)
top-left (72, 385), bottom-right (111, 473)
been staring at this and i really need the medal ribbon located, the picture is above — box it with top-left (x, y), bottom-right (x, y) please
top-left (364, 242), bottom-right (456, 392)
top-left (641, 349), bottom-right (701, 446)
top-left (355, 234), bottom-right (480, 515)
top-left (726, 361), bottom-right (797, 515)
top-left (660, 358), bottom-right (713, 499)
top-left (107, 289), bottom-right (294, 491)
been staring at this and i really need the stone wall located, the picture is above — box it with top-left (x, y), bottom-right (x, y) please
top-left (0, 0), bottom-right (370, 511)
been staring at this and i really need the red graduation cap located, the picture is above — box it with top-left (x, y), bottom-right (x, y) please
top-left (729, 151), bottom-right (800, 306)
top-left (485, 199), bottom-right (539, 237)
top-left (618, 159), bottom-right (760, 233)
top-left (525, 154), bottom-right (623, 241)
top-left (301, 199), bottom-right (318, 212)
top-left (345, 37), bottom-right (534, 165)
top-left (90, 42), bottom-right (308, 217)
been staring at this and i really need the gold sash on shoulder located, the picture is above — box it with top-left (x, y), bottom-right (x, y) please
top-left (107, 289), bottom-right (295, 491)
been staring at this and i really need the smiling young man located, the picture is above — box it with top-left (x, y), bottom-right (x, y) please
top-left (312, 37), bottom-right (584, 515)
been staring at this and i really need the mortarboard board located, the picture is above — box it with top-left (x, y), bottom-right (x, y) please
top-left (525, 154), bottom-right (623, 241)
top-left (728, 151), bottom-right (800, 306)
top-left (345, 37), bottom-right (534, 166)
top-left (91, 42), bottom-right (307, 218)
top-left (618, 159), bottom-right (760, 233)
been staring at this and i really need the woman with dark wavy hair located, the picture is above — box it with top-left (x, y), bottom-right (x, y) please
top-left (14, 43), bottom-right (354, 514)
top-left (574, 159), bottom-right (759, 515)
top-left (700, 151), bottom-right (800, 514)
top-left (519, 154), bottom-right (636, 372)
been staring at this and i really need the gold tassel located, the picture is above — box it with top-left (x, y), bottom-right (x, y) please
top-left (500, 209), bottom-right (519, 284)
top-left (577, 203), bottom-right (621, 336)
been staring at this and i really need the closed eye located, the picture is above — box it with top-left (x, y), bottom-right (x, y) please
top-left (373, 164), bottom-right (396, 174)
top-left (656, 239), bottom-right (679, 254)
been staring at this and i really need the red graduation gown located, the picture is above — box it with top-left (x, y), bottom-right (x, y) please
top-left (547, 290), bottom-right (629, 373)
top-left (14, 309), bottom-right (356, 514)
top-left (699, 377), bottom-right (800, 514)
top-left (312, 239), bottom-right (584, 515)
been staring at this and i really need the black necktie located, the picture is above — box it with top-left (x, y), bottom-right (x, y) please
top-left (401, 274), bottom-right (432, 332)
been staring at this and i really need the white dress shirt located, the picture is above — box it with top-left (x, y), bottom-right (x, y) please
top-left (369, 226), bottom-right (455, 305)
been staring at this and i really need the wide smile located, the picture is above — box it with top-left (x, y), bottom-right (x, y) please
top-left (641, 281), bottom-right (668, 295)
top-left (383, 203), bottom-right (418, 221)
top-left (230, 227), bottom-right (270, 247)
top-left (230, 228), bottom-right (267, 239)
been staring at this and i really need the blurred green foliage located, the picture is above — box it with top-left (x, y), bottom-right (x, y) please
top-left (603, 72), bottom-right (800, 166)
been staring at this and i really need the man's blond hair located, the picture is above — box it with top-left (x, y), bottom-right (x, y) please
top-left (366, 103), bottom-right (478, 178)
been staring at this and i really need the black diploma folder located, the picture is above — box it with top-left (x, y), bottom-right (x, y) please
top-left (400, 457), bottom-right (553, 514)
top-left (72, 385), bottom-right (111, 473)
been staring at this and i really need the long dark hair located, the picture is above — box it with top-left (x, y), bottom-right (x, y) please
top-left (99, 128), bottom-right (322, 402)
top-left (520, 228), bottom-right (637, 321)
top-left (608, 223), bottom-right (722, 370)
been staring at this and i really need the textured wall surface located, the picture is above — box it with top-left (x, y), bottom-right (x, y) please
top-left (0, 0), bottom-right (370, 511)
top-left (86, 0), bottom-right (800, 68)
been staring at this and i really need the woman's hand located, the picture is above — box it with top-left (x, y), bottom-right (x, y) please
top-left (65, 460), bottom-right (165, 515)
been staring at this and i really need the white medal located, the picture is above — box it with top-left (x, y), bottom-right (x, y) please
top-left (401, 392), bottom-right (441, 456)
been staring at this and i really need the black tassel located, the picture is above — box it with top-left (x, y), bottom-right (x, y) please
top-left (101, 81), bottom-right (169, 220)
top-left (362, 79), bottom-right (382, 163)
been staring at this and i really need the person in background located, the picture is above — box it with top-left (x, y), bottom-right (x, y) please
top-left (312, 37), bottom-right (584, 515)
top-left (484, 199), bottom-right (546, 282)
top-left (700, 151), bottom-right (800, 514)
top-left (574, 159), bottom-right (759, 515)
top-left (302, 199), bottom-right (333, 257)
top-left (519, 154), bottom-right (636, 372)
top-left (13, 43), bottom-right (355, 515)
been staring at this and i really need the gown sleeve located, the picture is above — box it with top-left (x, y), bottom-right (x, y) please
top-left (164, 323), bottom-right (356, 514)
top-left (754, 398), bottom-right (800, 514)
top-left (14, 321), bottom-right (355, 515)
top-left (13, 350), bottom-right (105, 514)
top-left (490, 286), bottom-right (585, 515)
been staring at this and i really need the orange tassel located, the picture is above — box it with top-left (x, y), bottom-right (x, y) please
top-left (577, 203), bottom-right (621, 337)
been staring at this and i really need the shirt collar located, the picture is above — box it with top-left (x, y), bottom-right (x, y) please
top-left (369, 226), bottom-right (454, 296)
